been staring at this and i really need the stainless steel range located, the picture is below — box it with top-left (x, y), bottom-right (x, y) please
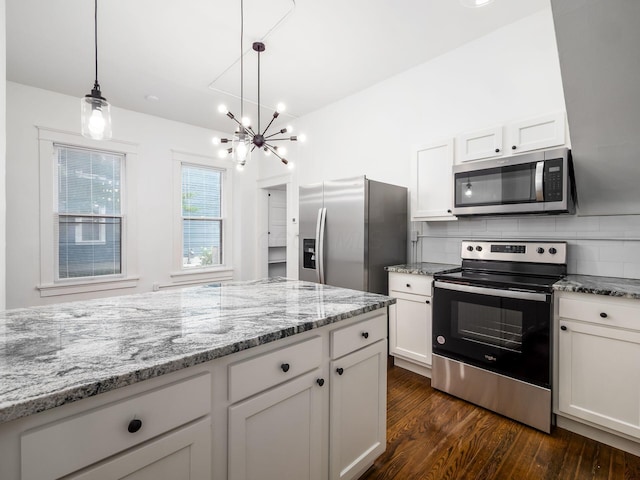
top-left (432, 240), bottom-right (567, 433)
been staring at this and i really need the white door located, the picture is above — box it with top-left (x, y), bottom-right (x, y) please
top-left (558, 319), bottom-right (640, 439)
top-left (228, 370), bottom-right (325, 480)
top-left (389, 292), bottom-right (432, 366)
top-left (330, 340), bottom-right (387, 480)
top-left (68, 420), bottom-right (211, 480)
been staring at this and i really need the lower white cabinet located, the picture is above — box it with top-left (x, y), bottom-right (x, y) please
top-left (68, 419), bottom-right (212, 480)
top-left (557, 292), bottom-right (640, 440)
top-left (330, 340), bottom-right (387, 480)
top-left (388, 273), bottom-right (433, 376)
top-left (228, 370), bottom-right (324, 480)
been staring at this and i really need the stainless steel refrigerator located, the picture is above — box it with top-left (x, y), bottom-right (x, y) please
top-left (299, 176), bottom-right (407, 294)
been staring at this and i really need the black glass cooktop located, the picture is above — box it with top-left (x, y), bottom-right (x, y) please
top-left (434, 268), bottom-right (563, 293)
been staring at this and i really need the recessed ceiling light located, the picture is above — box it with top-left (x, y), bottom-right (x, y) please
top-left (460, 0), bottom-right (494, 7)
top-left (145, 94), bottom-right (159, 102)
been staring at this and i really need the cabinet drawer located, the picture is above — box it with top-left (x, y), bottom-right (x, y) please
top-left (389, 272), bottom-right (432, 296)
top-left (228, 336), bottom-right (322, 403)
top-left (21, 373), bottom-right (211, 480)
top-left (558, 295), bottom-right (640, 330)
top-left (331, 313), bottom-right (387, 359)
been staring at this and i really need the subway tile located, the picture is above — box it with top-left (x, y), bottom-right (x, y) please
top-left (555, 216), bottom-right (600, 232)
top-left (599, 243), bottom-right (640, 263)
top-left (518, 218), bottom-right (557, 232)
top-left (486, 218), bottom-right (519, 232)
top-left (600, 215), bottom-right (640, 236)
top-left (576, 260), bottom-right (624, 278)
top-left (623, 263), bottom-right (640, 280)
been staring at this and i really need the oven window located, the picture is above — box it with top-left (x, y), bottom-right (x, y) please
top-left (455, 301), bottom-right (523, 352)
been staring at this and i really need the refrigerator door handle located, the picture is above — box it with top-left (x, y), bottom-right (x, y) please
top-left (316, 207), bottom-right (327, 284)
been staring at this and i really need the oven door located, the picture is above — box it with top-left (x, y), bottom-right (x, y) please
top-left (433, 281), bottom-right (552, 388)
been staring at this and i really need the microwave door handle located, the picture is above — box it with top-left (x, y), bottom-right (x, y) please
top-left (535, 161), bottom-right (545, 201)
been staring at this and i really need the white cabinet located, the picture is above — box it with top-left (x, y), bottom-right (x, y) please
top-left (557, 292), bottom-right (640, 440)
top-left (20, 373), bottom-right (211, 480)
top-left (67, 419), bottom-right (211, 480)
top-left (508, 112), bottom-right (565, 154)
top-left (329, 315), bottom-right (387, 480)
top-left (454, 112), bottom-right (566, 164)
top-left (411, 139), bottom-right (457, 221)
top-left (388, 272), bottom-right (433, 377)
top-left (228, 371), bottom-right (324, 480)
top-left (458, 126), bottom-right (503, 162)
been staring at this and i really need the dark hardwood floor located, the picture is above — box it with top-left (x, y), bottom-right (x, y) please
top-left (360, 363), bottom-right (640, 480)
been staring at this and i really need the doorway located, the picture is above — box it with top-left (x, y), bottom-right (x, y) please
top-left (266, 186), bottom-right (287, 278)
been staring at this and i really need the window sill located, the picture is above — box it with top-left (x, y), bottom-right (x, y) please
top-left (165, 267), bottom-right (234, 289)
top-left (38, 276), bottom-right (140, 297)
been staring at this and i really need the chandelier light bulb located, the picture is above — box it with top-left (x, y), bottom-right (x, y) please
top-left (276, 102), bottom-right (286, 113)
top-left (298, 133), bottom-right (307, 143)
top-left (241, 116), bottom-right (251, 127)
top-left (218, 104), bottom-right (228, 114)
top-left (278, 146), bottom-right (287, 156)
top-left (287, 161), bottom-right (295, 170)
top-left (212, 136), bottom-right (221, 145)
top-left (88, 108), bottom-right (106, 138)
top-left (218, 149), bottom-right (228, 159)
top-left (263, 147), bottom-right (271, 157)
top-left (236, 163), bottom-right (245, 172)
top-left (286, 125), bottom-right (293, 133)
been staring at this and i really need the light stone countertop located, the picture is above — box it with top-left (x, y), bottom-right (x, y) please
top-left (385, 262), bottom-right (460, 276)
top-left (0, 278), bottom-right (394, 424)
top-left (553, 274), bottom-right (640, 300)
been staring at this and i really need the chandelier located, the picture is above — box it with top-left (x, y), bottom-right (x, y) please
top-left (213, 0), bottom-right (304, 170)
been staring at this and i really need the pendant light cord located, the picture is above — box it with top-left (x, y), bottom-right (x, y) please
top-left (240, 0), bottom-right (244, 122)
top-left (93, 0), bottom-right (99, 89)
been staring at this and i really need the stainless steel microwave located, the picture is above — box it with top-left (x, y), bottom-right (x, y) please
top-left (452, 147), bottom-right (575, 216)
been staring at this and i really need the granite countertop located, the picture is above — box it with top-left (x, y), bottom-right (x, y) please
top-left (0, 278), bottom-right (394, 424)
top-left (553, 274), bottom-right (640, 300)
top-left (385, 262), bottom-right (460, 276)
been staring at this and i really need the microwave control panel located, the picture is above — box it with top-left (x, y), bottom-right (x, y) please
top-left (543, 158), bottom-right (564, 201)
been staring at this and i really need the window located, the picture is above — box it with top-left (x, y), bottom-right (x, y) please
top-left (37, 127), bottom-right (138, 297)
top-left (56, 146), bottom-right (123, 279)
top-left (181, 164), bottom-right (223, 268)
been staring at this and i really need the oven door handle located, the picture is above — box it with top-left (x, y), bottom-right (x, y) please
top-left (434, 281), bottom-right (549, 302)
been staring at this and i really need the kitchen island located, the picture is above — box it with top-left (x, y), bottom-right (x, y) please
top-left (0, 278), bottom-right (394, 480)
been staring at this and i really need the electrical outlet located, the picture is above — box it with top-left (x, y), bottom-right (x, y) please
top-left (411, 230), bottom-right (419, 242)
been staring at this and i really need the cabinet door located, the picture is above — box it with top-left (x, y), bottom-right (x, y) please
top-left (508, 112), bottom-right (565, 153)
top-left (558, 319), bottom-right (640, 439)
top-left (457, 126), bottom-right (503, 163)
top-left (411, 139), bottom-right (456, 221)
top-left (68, 419), bottom-right (211, 480)
top-left (389, 293), bottom-right (432, 366)
top-left (228, 370), bottom-right (325, 480)
top-left (330, 340), bottom-right (387, 480)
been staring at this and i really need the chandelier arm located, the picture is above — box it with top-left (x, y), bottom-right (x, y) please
top-left (261, 115), bottom-right (278, 137)
top-left (265, 144), bottom-right (288, 165)
top-left (265, 137), bottom-right (295, 142)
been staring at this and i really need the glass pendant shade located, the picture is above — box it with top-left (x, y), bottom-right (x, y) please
top-left (81, 93), bottom-right (112, 140)
top-left (232, 131), bottom-right (251, 166)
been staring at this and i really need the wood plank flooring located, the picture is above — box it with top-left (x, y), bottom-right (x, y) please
top-left (360, 364), bottom-right (640, 480)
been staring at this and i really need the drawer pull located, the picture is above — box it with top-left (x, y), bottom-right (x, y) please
top-left (362, 332), bottom-right (369, 339)
top-left (280, 363), bottom-right (290, 373)
top-left (425, 300), bottom-right (430, 304)
top-left (600, 312), bottom-right (608, 318)
top-left (127, 419), bottom-right (142, 433)
top-left (406, 283), bottom-right (411, 288)
top-left (560, 325), bottom-right (567, 331)
top-left (336, 367), bottom-right (344, 375)
top-left (316, 378), bottom-right (325, 387)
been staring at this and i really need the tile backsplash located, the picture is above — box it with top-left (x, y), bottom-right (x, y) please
top-left (416, 215), bottom-right (640, 279)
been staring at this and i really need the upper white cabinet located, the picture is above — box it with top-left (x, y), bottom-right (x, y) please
top-left (454, 112), bottom-right (567, 164)
top-left (411, 139), bottom-right (457, 221)
top-left (458, 126), bottom-right (503, 162)
top-left (508, 112), bottom-right (566, 154)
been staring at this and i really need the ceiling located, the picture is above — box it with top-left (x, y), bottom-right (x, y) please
top-left (6, 0), bottom-right (549, 133)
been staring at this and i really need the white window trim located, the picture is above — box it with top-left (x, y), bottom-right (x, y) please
top-left (171, 150), bottom-right (233, 283)
top-left (37, 127), bottom-right (140, 297)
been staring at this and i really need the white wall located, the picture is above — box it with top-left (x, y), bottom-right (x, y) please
top-left (6, 82), bottom-right (258, 308)
top-left (1, 0), bottom-right (6, 310)
top-left (260, 8), bottom-right (570, 276)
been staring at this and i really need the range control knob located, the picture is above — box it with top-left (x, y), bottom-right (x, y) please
top-left (537, 247), bottom-right (545, 254)
top-left (467, 246), bottom-right (474, 252)
top-left (476, 246), bottom-right (483, 252)
top-left (549, 247), bottom-right (557, 255)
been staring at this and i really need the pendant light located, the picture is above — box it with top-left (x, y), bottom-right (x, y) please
top-left (213, 0), bottom-right (304, 170)
top-left (81, 0), bottom-right (112, 140)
